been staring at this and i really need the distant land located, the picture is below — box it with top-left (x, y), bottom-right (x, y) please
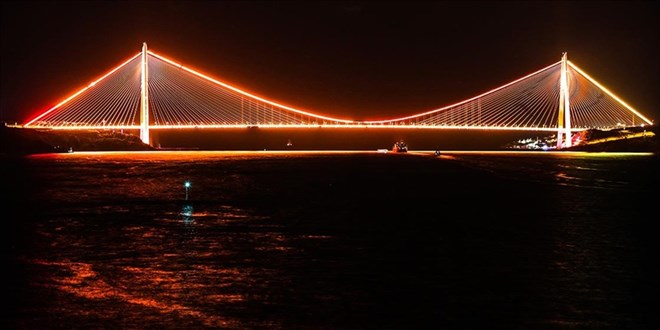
top-left (504, 125), bottom-right (658, 153)
top-left (2, 124), bottom-right (657, 155)
top-left (0, 126), bottom-right (153, 155)
top-left (566, 126), bottom-right (658, 152)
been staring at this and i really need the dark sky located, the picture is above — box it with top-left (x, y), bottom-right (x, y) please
top-left (1, 1), bottom-right (657, 123)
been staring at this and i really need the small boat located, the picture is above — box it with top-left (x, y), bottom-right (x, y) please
top-left (286, 139), bottom-right (293, 147)
top-left (392, 140), bottom-right (408, 153)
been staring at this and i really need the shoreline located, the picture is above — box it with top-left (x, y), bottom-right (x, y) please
top-left (3, 125), bottom-right (657, 155)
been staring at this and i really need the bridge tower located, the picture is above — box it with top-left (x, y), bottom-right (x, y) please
top-left (140, 42), bottom-right (150, 145)
top-left (556, 52), bottom-right (572, 148)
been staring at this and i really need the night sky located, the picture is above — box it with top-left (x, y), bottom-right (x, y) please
top-left (1, 1), bottom-right (657, 123)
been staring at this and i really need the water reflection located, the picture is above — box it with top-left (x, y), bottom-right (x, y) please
top-left (181, 204), bottom-right (194, 224)
top-left (14, 151), bottom-right (656, 329)
top-left (27, 200), bottom-right (288, 328)
top-left (447, 152), bottom-right (654, 190)
top-left (33, 259), bottom-right (240, 328)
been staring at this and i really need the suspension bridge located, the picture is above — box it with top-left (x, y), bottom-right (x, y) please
top-left (23, 43), bottom-right (653, 148)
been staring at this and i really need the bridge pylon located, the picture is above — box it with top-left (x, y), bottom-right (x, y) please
top-left (556, 52), bottom-right (572, 148)
top-left (140, 42), bottom-right (150, 145)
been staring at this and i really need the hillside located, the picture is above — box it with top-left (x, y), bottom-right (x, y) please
top-left (504, 125), bottom-right (658, 152)
top-left (567, 126), bottom-right (658, 152)
top-left (1, 126), bottom-right (154, 155)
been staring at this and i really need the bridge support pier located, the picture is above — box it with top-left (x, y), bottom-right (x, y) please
top-left (140, 42), bottom-right (150, 145)
top-left (556, 52), bottom-right (571, 148)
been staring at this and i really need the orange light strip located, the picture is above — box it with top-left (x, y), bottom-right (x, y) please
top-left (147, 51), bottom-right (356, 124)
top-left (24, 53), bottom-right (142, 127)
top-left (364, 61), bottom-right (562, 124)
top-left (147, 124), bottom-right (584, 132)
top-left (47, 125), bottom-right (140, 130)
top-left (568, 61), bottom-right (653, 125)
top-left (39, 124), bottom-right (584, 132)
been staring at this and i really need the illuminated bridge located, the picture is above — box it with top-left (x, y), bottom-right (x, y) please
top-left (24, 43), bottom-right (653, 148)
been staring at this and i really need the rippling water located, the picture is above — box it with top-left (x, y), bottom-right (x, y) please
top-left (4, 151), bottom-right (659, 328)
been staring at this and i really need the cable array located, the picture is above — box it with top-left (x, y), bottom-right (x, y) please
top-left (26, 55), bottom-right (142, 128)
top-left (147, 54), bottom-right (344, 127)
top-left (567, 62), bottom-right (650, 129)
top-left (366, 62), bottom-right (651, 129)
top-left (24, 50), bottom-right (652, 131)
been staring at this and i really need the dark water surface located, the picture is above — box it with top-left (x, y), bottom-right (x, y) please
top-left (4, 151), bottom-right (659, 329)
